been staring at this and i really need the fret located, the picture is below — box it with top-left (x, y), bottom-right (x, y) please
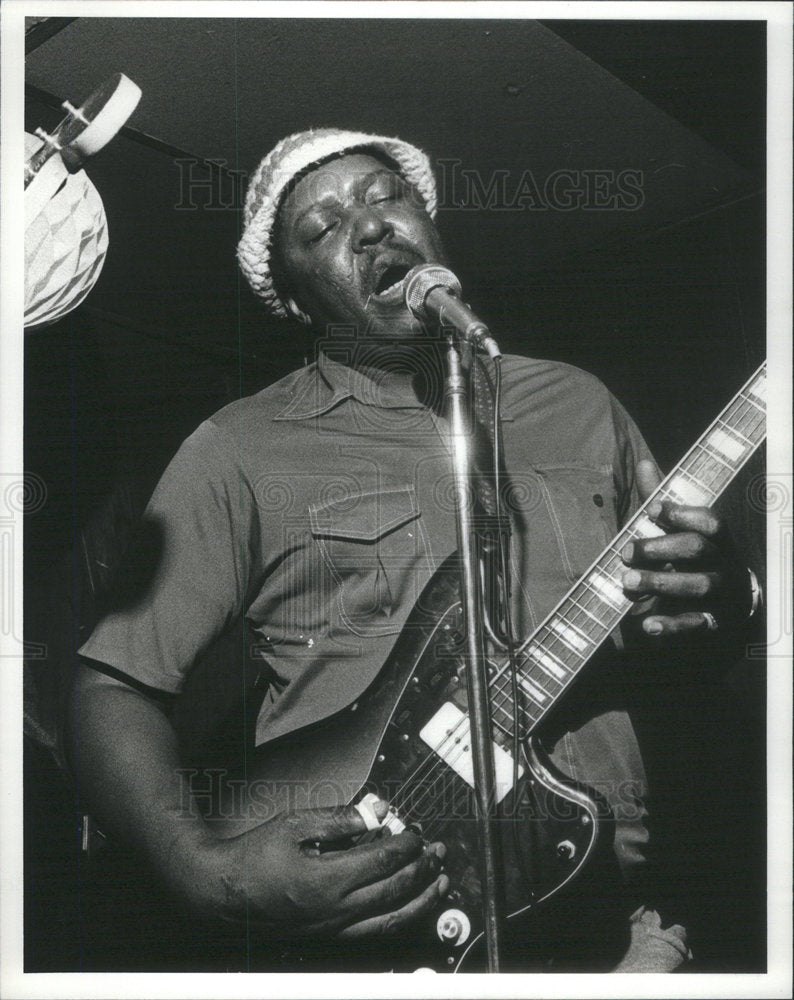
top-left (490, 699), bottom-right (513, 729)
top-left (717, 417), bottom-right (754, 449)
top-left (490, 678), bottom-right (522, 719)
top-left (601, 550), bottom-right (629, 574)
top-left (587, 571), bottom-right (628, 612)
top-left (674, 465), bottom-right (716, 496)
top-left (526, 643), bottom-right (570, 680)
top-left (489, 648), bottom-right (559, 704)
top-left (688, 445), bottom-right (731, 478)
top-left (743, 383), bottom-right (765, 408)
top-left (696, 442), bottom-right (734, 476)
top-left (630, 513), bottom-right (666, 539)
top-left (664, 478), bottom-right (708, 507)
top-left (490, 670), bottom-right (536, 721)
top-left (706, 427), bottom-right (746, 464)
top-left (491, 715), bottom-right (513, 739)
top-left (546, 619), bottom-right (589, 656)
top-left (668, 467), bottom-right (717, 506)
top-left (490, 693), bottom-right (540, 737)
top-left (490, 667), bottom-right (531, 722)
top-left (726, 406), bottom-right (764, 444)
top-left (495, 648), bottom-right (558, 696)
top-left (524, 659), bottom-right (560, 695)
top-left (683, 464), bottom-right (732, 503)
top-left (492, 665), bottom-right (554, 733)
top-left (519, 674), bottom-right (549, 706)
top-left (490, 700), bottom-right (519, 738)
top-left (569, 592), bottom-right (608, 628)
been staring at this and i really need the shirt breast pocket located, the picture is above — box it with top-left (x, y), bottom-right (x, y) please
top-left (533, 464), bottom-right (619, 583)
top-left (309, 486), bottom-right (430, 637)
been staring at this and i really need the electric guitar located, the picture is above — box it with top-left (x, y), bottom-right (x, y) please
top-left (204, 362), bottom-right (766, 971)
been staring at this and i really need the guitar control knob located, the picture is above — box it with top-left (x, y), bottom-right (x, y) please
top-left (436, 908), bottom-right (471, 946)
top-left (556, 839), bottom-right (576, 860)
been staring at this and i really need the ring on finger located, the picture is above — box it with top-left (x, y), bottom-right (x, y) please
top-left (702, 611), bottom-right (718, 632)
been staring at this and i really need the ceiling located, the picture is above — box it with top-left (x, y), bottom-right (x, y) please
top-left (26, 17), bottom-right (761, 276)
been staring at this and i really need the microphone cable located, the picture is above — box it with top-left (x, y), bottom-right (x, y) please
top-left (490, 356), bottom-right (537, 896)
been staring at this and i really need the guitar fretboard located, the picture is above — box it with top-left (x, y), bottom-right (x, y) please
top-left (488, 362), bottom-right (766, 737)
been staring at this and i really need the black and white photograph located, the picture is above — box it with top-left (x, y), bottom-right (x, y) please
top-left (1, 2), bottom-right (791, 997)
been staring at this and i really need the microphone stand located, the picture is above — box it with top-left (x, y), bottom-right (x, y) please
top-left (443, 334), bottom-right (506, 972)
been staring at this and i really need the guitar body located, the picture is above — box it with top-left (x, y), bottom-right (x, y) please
top-left (206, 555), bottom-right (617, 971)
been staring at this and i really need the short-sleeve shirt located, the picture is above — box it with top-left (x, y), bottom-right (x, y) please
top-left (79, 350), bottom-right (654, 872)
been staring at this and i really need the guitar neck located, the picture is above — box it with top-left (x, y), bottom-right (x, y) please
top-left (488, 362), bottom-right (767, 737)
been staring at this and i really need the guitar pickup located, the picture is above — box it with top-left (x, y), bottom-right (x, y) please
top-left (419, 702), bottom-right (523, 805)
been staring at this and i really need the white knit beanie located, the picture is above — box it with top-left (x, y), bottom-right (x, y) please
top-left (237, 127), bottom-right (438, 319)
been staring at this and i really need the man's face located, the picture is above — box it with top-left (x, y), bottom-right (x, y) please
top-left (275, 153), bottom-right (447, 339)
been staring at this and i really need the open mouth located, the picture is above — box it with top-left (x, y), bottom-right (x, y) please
top-left (372, 263), bottom-right (414, 300)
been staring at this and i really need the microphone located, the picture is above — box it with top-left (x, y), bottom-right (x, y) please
top-left (404, 264), bottom-right (502, 359)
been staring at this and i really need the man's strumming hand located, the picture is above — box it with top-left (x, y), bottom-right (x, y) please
top-left (193, 802), bottom-right (449, 939)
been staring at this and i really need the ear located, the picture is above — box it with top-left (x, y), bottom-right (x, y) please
top-left (285, 296), bottom-right (312, 326)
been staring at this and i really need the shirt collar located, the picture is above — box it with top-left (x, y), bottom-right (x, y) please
top-left (273, 348), bottom-right (514, 421)
top-left (274, 349), bottom-right (428, 421)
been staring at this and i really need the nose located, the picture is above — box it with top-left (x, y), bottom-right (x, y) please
top-left (351, 207), bottom-right (393, 253)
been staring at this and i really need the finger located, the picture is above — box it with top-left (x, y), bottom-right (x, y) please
top-left (645, 498), bottom-right (723, 540)
top-left (295, 799), bottom-right (389, 843)
top-left (621, 532), bottom-right (719, 567)
top-left (338, 874), bottom-right (450, 940)
top-left (622, 568), bottom-right (720, 601)
top-left (321, 828), bottom-right (426, 886)
top-left (343, 843), bottom-right (445, 909)
top-left (636, 459), bottom-right (663, 504)
top-left (641, 612), bottom-right (720, 637)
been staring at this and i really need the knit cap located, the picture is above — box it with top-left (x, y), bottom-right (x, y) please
top-left (237, 127), bottom-right (438, 319)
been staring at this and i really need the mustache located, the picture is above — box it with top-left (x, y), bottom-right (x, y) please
top-left (365, 245), bottom-right (427, 297)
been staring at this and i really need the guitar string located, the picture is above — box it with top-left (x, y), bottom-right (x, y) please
top-left (381, 380), bottom-right (766, 826)
top-left (484, 413), bottom-right (765, 726)
top-left (385, 391), bottom-right (767, 827)
top-left (390, 479), bottom-right (766, 836)
top-left (484, 391), bottom-right (766, 729)
top-left (388, 402), bottom-right (767, 828)
top-left (399, 768), bottom-right (475, 840)
top-left (386, 538), bottom-right (637, 811)
top-left (392, 383), bottom-right (764, 835)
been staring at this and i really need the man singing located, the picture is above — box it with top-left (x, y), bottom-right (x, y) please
top-left (69, 128), bottom-right (757, 972)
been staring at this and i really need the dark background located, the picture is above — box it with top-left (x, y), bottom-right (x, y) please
top-left (23, 17), bottom-right (766, 972)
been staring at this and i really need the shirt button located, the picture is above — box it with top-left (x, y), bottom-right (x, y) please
top-left (592, 493), bottom-right (604, 507)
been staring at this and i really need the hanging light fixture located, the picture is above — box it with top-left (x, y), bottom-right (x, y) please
top-left (24, 73), bottom-right (141, 329)
top-left (24, 131), bottom-right (109, 329)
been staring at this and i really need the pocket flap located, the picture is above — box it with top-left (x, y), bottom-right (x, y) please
top-left (309, 486), bottom-right (420, 542)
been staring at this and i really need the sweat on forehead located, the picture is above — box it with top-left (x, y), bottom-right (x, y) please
top-left (276, 149), bottom-right (401, 215)
top-left (237, 128), bottom-right (437, 319)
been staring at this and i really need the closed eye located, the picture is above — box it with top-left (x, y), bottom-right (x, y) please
top-left (306, 220), bottom-right (337, 244)
top-left (370, 191), bottom-right (399, 205)
top-left (367, 176), bottom-right (408, 205)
